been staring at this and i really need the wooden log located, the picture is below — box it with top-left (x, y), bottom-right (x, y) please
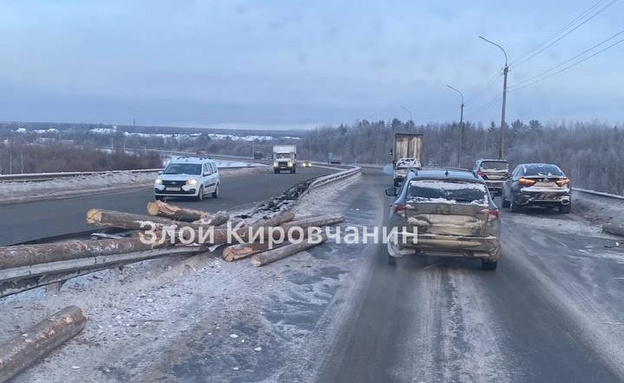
top-left (146, 200), bottom-right (209, 222)
top-left (87, 209), bottom-right (179, 231)
top-left (192, 211), bottom-right (230, 226)
top-left (277, 214), bottom-right (345, 231)
top-left (603, 222), bottom-right (624, 237)
top-left (188, 210), bottom-right (297, 245)
top-left (250, 234), bottom-right (327, 267)
top-left (0, 306), bottom-right (87, 383)
top-left (0, 237), bottom-right (169, 271)
top-left (223, 242), bottom-right (278, 262)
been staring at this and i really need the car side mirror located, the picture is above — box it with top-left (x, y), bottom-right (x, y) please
top-left (203, 171), bottom-right (212, 176)
top-left (158, 170), bottom-right (163, 175)
top-left (385, 187), bottom-right (398, 197)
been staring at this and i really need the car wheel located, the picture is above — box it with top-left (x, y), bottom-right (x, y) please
top-left (155, 195), bottom-right (164, 201)
top-left (196, 186), bottom-right (204, 201)
top-left (501, 193), bottom-right (510, 208)
top-left (510, 197), bottom-right (521, 213)
top-left (481, 259), bottom-right (498, 271)
top-left (292, 167), bottom-right (296, 174)
top-left (393, 179), bottom-right (399, 187)
top-left (212, 184), bottom-right (219, 198)
top-left (559, 204), bottom-right (571, 214)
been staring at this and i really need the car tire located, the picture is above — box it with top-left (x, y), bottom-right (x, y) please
top-left (510, 197), bottom-right (521, 213)
top-left (212, 184), bottom-right (219, 198)
top-left (155, 195), bottom-right (164, 201)
top-left (501, 193), bottom-right (510, 208)
top-left (388, 254), bottom-right (396, 266)
top-left (196, 186), bottom-right (204, 201)
top-left (481, 259), bottom-right (498, 271)
top-left (292, 167), bottom-right (296, 174)
top-left (394, 179), bottom-right (399, 187)
top-left (559, 204), bottom-right (571, 214)
top-left (274, 169), bottom-right (279, 174)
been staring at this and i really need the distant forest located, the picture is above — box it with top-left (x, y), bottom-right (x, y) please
top-left (302, 119), bottom-right (624, 195)
top-left (1, 119), bottom-right (622, 194)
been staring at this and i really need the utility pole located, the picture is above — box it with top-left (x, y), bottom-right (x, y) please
top-left (446, 85), bottom-right (464, 167)
top-left (479, 35), bottom-right (509, 159)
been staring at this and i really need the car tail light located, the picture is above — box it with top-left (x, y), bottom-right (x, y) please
top-left (477, 171), bottom-right (488, 179)
top-left (393, 204), bottom-right (406, 217)
top-left (518, 177), bottom-right (536, 186)
top-left (480, 208), bottom-right (499, 221)
top-left (555, 178), bottom-right (570, 187)
top-left (489, 208), bottom-right (499, 220)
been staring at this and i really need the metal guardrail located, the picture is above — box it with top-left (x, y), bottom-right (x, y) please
top-left (303, 166), bottom-right (361, 196)
top-left (573, 188), bottom-right (624, 200)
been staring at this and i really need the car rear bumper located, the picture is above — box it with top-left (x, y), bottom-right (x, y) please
top-left (485, 180), bottom-right (504, 193)
top-left (394, 232), bottom-right (500, 260)
top-left (514, 190), bottom-right (571, 206)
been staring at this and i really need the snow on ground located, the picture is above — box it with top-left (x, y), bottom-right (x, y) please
top-left (0, 166), bottom-right (268, 206)
top-left (0, 171), bottom-right (369, 383)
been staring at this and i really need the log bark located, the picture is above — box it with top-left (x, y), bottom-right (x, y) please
top-left (0, 306), bottom-right (87, 383)
top-left (0, 237), bottom-right (169, 270)
top-left (146, 200), bottom-right (209, 222)
top-left (250, 233), bottom-right (327, 267)
top-left (192, 211), bottom-right (230, 226)
top-left (603, 222), bottom-right (624, 237)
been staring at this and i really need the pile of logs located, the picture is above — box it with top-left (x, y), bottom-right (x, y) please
top-left (86, 200), bottom-right (344, 266)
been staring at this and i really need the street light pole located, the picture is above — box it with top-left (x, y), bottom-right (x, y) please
top-left (400, 106), bottom-right (413, 122)
top-left (446, 84), bottom-right (464, 167)
top-left (479, 35), bottom-right (509, 160)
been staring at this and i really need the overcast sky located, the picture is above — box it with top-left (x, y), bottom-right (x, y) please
top-left (1, 0), bottom-right (622, 129)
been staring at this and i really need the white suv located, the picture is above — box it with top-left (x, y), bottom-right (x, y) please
top-left (154, 156), bottom-right (220, 201)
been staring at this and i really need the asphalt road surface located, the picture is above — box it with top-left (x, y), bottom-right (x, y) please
top-left (0, 166), bottom-right (335, 246)
top-left (316, 169), bottom-right (624, 383)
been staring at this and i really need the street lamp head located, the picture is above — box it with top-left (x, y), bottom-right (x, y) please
top-left (479, 35), bottom-right (508, 67)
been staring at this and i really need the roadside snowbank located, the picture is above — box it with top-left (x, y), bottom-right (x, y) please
top-left (0, 165), bottom-right (268, 206)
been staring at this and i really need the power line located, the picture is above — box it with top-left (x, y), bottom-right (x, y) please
top-left (511, 0), bottom-right (608, 64)
top-left (511, 0), bottom-right (619, 68)
top-left (509, 28), bottom-right (624, 90)
top-left (468, 95), bottom-right (501, 119)
top-left (509, 36), bottom-right (624, 93)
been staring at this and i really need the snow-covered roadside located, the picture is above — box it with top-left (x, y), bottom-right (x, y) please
top-left (572, 190), bottom-right (624, 227)
top-left (0, 172), bottom-right (373, 383)
top-left (0, 165), bottom-right (269, 206)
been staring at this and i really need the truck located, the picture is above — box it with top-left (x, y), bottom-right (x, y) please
top-left (327, 152), bottom-right (342, 164)
top-left (272, 145), bottom-right (297, 173)
top-left (392, 133), bottom-right (423, 186)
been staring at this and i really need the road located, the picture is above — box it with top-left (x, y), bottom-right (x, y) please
top-left (3, 166), bottom-right (624, 383)
top-left (0, 166), bottom-right (335, 246)
top-left (316, 169), bottom-right (624, 383)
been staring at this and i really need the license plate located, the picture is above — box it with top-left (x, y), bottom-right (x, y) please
top-left (166, 187), bottom-right (181, 191)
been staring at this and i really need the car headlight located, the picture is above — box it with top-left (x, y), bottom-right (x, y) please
top-left (155, 179), bottom-right (163, 184)
top-left (186, 179), bottom-right (198, 185)
top-left (287, 161), bottom-right (293, 167)
top-left (273, 162), bottom-right (278, 167)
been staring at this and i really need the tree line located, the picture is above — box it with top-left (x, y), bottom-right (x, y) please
top-left (300, 119), bottom-right (624, 195)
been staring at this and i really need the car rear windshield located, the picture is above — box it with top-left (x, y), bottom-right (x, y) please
top-left (396, 158), bottom-right (421, 169)
top-left (523, 164), bottom-right (564, 177)
top-left (480, 161), bottom-right (508, 170)
top-left (408, 180), bottom-right (488, 205)
top-left (164, 163), bottom-right (202, 175)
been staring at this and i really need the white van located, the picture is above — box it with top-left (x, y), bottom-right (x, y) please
top-left (154, 156), bottom-right (220, 201)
